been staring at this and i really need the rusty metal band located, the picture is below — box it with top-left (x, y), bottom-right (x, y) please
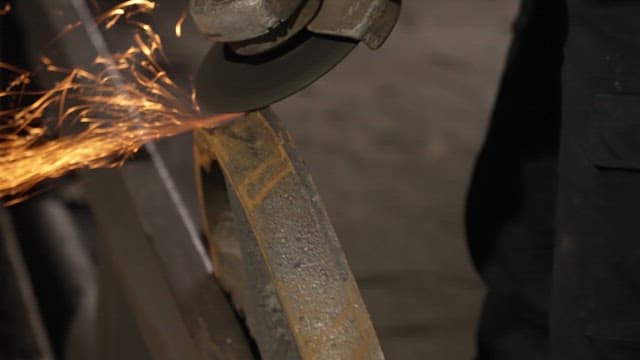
top-left (195, 110), bottom-right (384, 359)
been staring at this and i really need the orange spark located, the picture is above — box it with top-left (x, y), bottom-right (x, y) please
top-left (175, 8), bottom-right (188, 38)
top-left (0, 2), bottom-right (11, 15)
top-left (0, 1), bottom-right (238, 203)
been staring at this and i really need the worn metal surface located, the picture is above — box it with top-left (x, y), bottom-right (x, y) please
top-left (195, 110), bottom-right (384, 359)
top-left (308, 0), bottom-right (401, 49)
top-left (196, 139), bottom-right (300, 360)
top-left (190, 0), bottom-right (304, 42)
top-left (229, 186), bottom-right (303, 360)
top-left (85, 163), bottom-right (255, 360)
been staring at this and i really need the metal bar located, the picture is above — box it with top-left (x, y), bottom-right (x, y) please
top-left (195, 109), bottom-right (384, 359)
top-left (196, 154), bottom-right (301, 360)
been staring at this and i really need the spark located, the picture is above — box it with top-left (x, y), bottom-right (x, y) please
top-left (0, 1), bottom-right (239, 203)
top-left (175, 8), bottom-right (188, 38)
top-left (0, 2), bottom-right (11, 15)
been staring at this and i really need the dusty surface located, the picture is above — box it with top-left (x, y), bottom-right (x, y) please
top-left (273, 1), bottom-right (518, 358)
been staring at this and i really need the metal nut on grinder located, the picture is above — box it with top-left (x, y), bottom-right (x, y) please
top-left (191, 0), bottom-right (402, 113)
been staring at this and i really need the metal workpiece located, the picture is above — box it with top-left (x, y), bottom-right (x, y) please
top-left (195, 110), bottom-right (384, 360)
top-left (190, 0), bottom-right (306, 42)
top-left (309, 0), bottom-right (402, 49)
top-left (196, 128), bottom-right (300, 360)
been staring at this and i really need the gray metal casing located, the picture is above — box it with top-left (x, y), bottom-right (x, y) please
top-left (190, 0), bottom-right (401, 49)
top-left (190, 0), bottom-right (306, 42)
top-left (309, 0), bottom-right (401, 49)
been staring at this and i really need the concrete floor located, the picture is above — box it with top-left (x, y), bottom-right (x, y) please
top-left (273, 1), bottom-right (518, 358)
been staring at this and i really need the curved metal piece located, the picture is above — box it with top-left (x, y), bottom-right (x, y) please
top-left (195, 31), bottom-right (356, 113)
top-left (195, 110), bottom-right (384, 359)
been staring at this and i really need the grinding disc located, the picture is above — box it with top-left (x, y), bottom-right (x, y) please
top-left (195, 30), bottom-right (357, 113)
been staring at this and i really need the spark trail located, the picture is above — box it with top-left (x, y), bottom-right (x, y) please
top-left (0, 1), bottom-right (238, 203)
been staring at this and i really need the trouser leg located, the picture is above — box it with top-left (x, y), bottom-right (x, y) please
top-left (465, 0), bottom-right (567, 359)
top-left (551, 1), bottom-right (640, 359)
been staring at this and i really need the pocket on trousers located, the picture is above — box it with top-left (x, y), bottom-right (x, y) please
top-left (587, 94), bottom-right (640, 171)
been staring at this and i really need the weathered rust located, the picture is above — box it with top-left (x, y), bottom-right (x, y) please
top-left (195, 146), bottom-right (248, 313)
top-left (195, 110), bottom-right (384, 359)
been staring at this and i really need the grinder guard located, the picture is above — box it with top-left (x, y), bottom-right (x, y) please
top-left (192, 0), bottom-right (402, 113)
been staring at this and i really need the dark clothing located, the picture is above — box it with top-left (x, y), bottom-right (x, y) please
top-left (466, 0), bottom-right (640, 359)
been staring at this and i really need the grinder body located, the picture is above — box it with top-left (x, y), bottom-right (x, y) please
top-left (191, 0), bottom-right (401, 113)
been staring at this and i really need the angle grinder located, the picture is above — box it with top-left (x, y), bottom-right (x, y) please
top-left (190, 0), bottom-right (401, 113)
